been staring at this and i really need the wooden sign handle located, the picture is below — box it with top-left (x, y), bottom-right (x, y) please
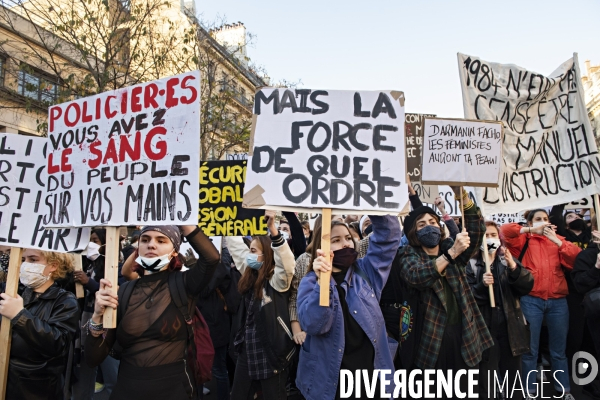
top-left (73, 255), bottom-right (85, 299)
top-left (481, 236), bottom-right (496, 308)
top-left (102, 227), bottom-right (120, 329)
top-left (0, 247), bottom-right (24, 398)
top-left (319, 209), bottom-right (332, 307)
top-left (459, 186), bottom-right (495, 307)
top-left (594, 194), bottom-right (600, 233)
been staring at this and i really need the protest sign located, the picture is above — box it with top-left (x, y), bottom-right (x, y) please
top-left (226, 153), bottom-right (248, 161)
top-left (199, 160), bottom-right (267, 236)
top-left (244, 89), bottom-right (408, 214)
top-left (44, 71), bottom-right (201, 228)
top-left (566, 196), bottom-right (593, 209)
top-left (405, 113), bottom-right (436, 179)
top-left (458, 53), bottom-right (600, 214)
top-left (421, 117), bottom-right (503, 187)
top-left (412, 181), bottom-right (439, 204)
top-left (490, 213), bottom-right (525, 225)
top-left (0, 134), bottom-right (89, 251)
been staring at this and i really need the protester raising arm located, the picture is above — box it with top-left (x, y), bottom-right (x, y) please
top-left (282, 211), bottom-right (307, 258)
top-left (434, 196), bottom-right (460, 240)
top-left (227, 210), bottom-right (295, 292)
top-left (407, 174), bottom-right (425, 209)
top-left (181, 225), bottom-right (220, 296)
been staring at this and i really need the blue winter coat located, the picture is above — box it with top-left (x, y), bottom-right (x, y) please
top-left (296, 215), bottom-right (401, 400)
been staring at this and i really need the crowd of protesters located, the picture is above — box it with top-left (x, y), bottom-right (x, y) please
top-left (1, 182), bottom-right (600, 400)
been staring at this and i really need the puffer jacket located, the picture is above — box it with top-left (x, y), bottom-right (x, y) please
top-left (500, 223), bottom-right (580, 299)
top-left (0, 283), bottom-right (79, 400)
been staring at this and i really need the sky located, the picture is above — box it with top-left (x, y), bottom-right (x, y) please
top-left (194, 0), bottom-right (600, 118)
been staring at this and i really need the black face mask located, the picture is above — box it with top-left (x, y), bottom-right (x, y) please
top-left (363, 225), bottom-right (373, 236)
top-left (568, 218), bottom-right (586, 231)
top-left (332, 247), bottom-right (358, 274)
top-left (416, 225), bottom-right (441, 248)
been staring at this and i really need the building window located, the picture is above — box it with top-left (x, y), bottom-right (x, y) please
top-left (17, 67), bottom-right (58, 104)
top-left (0, 56), bottom-right (6, 87)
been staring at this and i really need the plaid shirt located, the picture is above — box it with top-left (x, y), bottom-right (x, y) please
top-left (233, 293), bottom-right (274, 380)
top-left (288, 252), bottom-right (311, 322)
top-left (399, 204), bottom-right (493, 368)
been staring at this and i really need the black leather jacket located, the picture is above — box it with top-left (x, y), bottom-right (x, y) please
top-left (0, 283), bottom-right (79, 400)
top-left (466, 254), bottom-right (534, 357)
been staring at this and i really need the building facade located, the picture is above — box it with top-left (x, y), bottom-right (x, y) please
top-left (582, 60), bottom-right (600, 147)
top-left (2, 0), bottom-right (267, 159)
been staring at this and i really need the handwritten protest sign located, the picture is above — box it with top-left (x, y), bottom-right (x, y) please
top-left (422, 117), bottom-right (503, 187)
top-left (0, 134), bottom-right (89, 251)
top-left (405, 113), bottom-right (438, 204)
top-left (566, 196), bottom-right (593, 209)
top-left (458, 53), bottom-right (600, 214)
top-left (44, 71), bottom-right (200, 227)
top-left (244, 89), bottom-right (408, 213)
top-left (199, 160), bottom-right (266, 236)
top-left (405, 113), bottom-right (436, 179)
top-left (491, 213), bottom-right (525, 225)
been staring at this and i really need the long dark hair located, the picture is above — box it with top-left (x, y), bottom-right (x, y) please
top-left (307, 220), bottom-right (356, 273)
top-left (238, 236), bottom-right (275, 300)
top-left (405, 213), bottom-right (447, 247)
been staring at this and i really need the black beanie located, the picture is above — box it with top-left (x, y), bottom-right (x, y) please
top-left (403, 206), bottom-right (438, 234)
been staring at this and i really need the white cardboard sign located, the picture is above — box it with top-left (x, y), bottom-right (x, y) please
top-left (44, 71), bottom-right (201, 227)
top-left (0, 134), bottom-right (90, 251)
top-left (422, 117), bottom-right (502, 187)
top-left (458, 53), bottom-right (600, 214)
top-left (243, 89), bottom-right (408, 214)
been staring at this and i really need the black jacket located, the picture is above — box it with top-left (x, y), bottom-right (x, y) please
top-left (197, 248), bottom-right (239, 348)
top-left (232, 282), bottom-right (295, 373)
top-left (0, 283), bottom-right (79, 399)
top-left (572, 245), bottom-right (600, 294)
top-left (466, 254), bottom-right (533, 357)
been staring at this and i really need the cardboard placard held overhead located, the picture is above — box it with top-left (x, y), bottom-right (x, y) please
top-left (44, 71), bottom-right (201, 228)
top-left (243, 89), bottom-right (409, 214)
top-left (421, 117), bottom-right (503, 187)
top-left (458, 53), bottom-right (600, 215)
top-left (0, 134), bottom-right (89, 251)
top-left (405, 113), bottom-right (436, 179)
top-left (199, 160), bottom-right (267, 236)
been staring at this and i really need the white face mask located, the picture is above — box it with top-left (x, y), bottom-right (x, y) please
top-left (480, 238), bottom-right (501, 254)
top-left (135, 252), bottom-right (173, 274)
top-left (281, 231), bottom-right (289, 241)
top-left (531, 221), bottom-right (547, 228)
top-left (86, 242), bottom-right (102, 261)
top-left (20, 262), bottom-right (50, 288)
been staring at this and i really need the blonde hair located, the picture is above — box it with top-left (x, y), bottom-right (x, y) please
top-left (40, 251), bottom-right (75, 280)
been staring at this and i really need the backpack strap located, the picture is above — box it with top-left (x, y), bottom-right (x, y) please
top-left (518, 237), bottom-right (530, 262)
top-left (118, 279), bottom-right (138, 321)
top-left (168, 271), bottom-right (192, 324)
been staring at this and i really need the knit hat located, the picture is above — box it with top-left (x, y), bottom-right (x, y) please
top-left (402, 206), bottom-right (439, 235)
top-left (140, 225), bottom-right (181, 252)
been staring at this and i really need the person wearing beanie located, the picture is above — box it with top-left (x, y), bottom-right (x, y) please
top-left (380, 188), bottom-right (492, 399)
top-left (85, 224), bottom-right (220, 399)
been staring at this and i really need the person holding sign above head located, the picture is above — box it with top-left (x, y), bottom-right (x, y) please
top-left (85, 224), bottom-right (220, 400)
top-left (466, 220), bottom-right (533, 399)
top-left (225, 210), bottom-right (296, 400)
top-left (296, 214), bottom-right (401, 400)
top-left (0, 249), bottom-right (79, 399)
top-left (390, 188), bottom-right (492, 398)
top-left (500, 209), bottom-right (581, 400)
